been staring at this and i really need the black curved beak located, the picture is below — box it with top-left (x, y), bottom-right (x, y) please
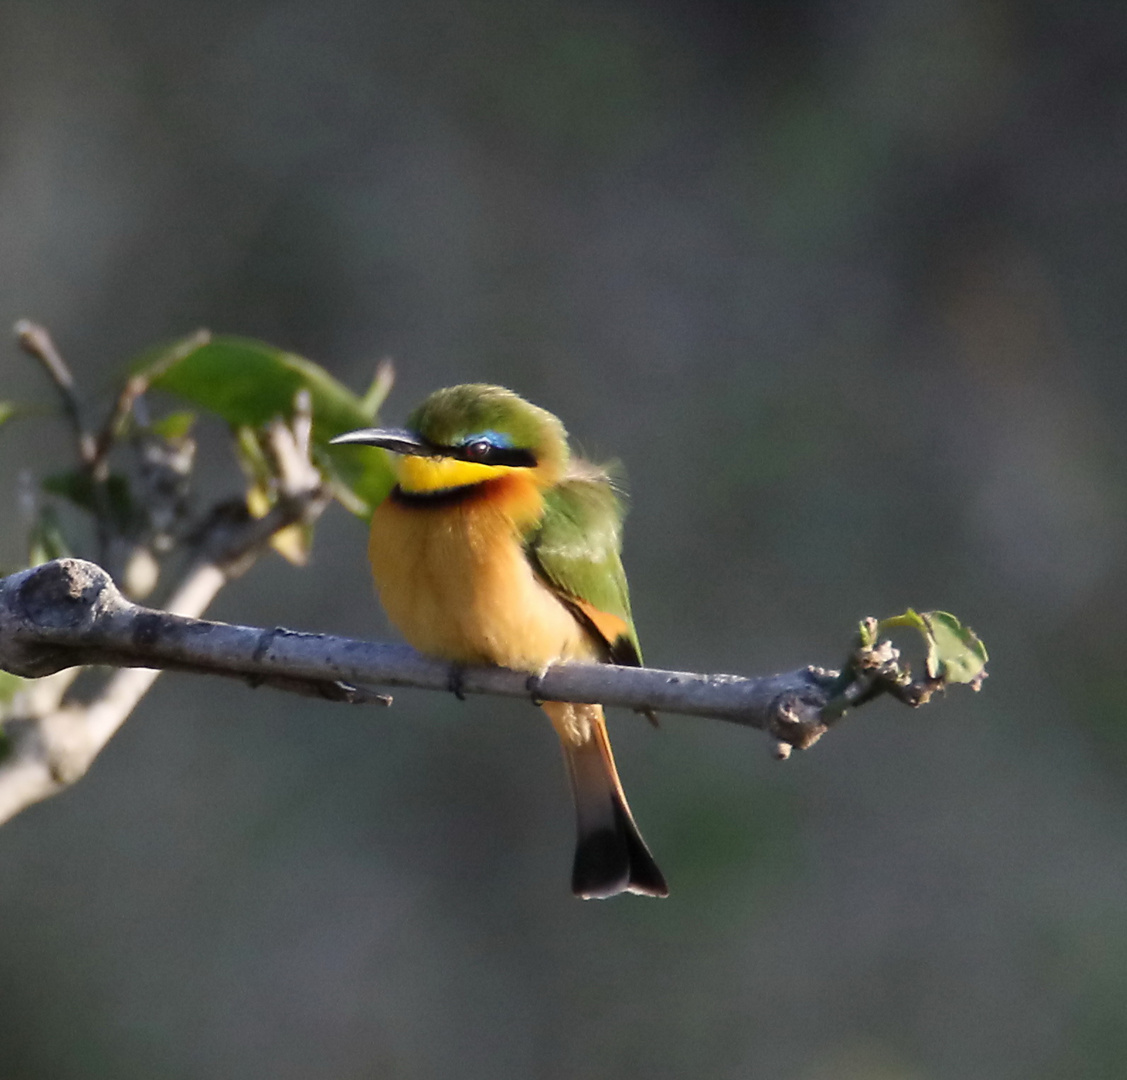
top-left (329, 427), bottom-right (429, 455)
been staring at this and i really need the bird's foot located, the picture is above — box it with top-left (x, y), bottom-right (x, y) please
top-left (526, 674), bottom-right (543, 706)
top-left (447, 664), bottom-right (467, 701)
top-left (526, 670), bottom-right (548, 707)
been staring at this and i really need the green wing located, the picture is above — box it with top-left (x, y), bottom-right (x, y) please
top-left (525, 474), bottom-right (643, 667)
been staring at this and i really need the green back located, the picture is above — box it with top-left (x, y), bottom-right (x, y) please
top-left (525, 474), bottom-right (643, 666)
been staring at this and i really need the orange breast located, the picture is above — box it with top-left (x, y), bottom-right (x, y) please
top-left (368, 474), bottom-right (598, 670)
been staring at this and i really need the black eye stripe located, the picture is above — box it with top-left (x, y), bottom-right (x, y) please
top-left (448, 443), bottom-right (537, 468)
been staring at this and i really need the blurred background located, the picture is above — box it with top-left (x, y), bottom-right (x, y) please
top-left (2, 0), bottom-right (1126, 1076)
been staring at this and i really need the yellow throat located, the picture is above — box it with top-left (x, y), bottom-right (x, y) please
top-left (397, 454), bottom-right (523, 494)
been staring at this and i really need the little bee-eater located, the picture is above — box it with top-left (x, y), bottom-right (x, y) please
top-left (332, 385), bottom-right (667, 898)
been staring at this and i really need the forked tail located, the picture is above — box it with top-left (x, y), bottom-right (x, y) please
top-left (544, 701), bottom-right (668, 899)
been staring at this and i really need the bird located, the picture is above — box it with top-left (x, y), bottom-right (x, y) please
top-left (331, 384), bottom-right (667, 898)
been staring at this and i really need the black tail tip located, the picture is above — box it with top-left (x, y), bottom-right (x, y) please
top-left (571, 826), bottom-right (669, 900)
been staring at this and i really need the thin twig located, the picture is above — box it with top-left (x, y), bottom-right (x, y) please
top-left (14, 321), bottom-right (96, 466)
top-left (16, 321), bottom-right (126, 571)
top-left (360, 357), bottom-right (396, 417)
top-left (263, 390), bottom-right (321, 501)
top-left (90, 328), bottom-right (211, 474)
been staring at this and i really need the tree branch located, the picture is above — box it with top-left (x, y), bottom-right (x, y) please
top-left (0, 462), bottom-right (329, 823)
top-left (0, 560), bottom-right (838, 729)
top-left (2, 327), bottom-right (390, 824)
top-left (0, 558), bottom-right (893, 827)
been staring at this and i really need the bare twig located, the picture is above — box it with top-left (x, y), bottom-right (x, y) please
top-left (360, 357), bottom-right (395, 417)
top-left (0, 558), bottom-right (872, 825)
top-left (0, 476), bottom-right (330, 823)
top-left (0, 555), bottom-right (975, 827)
top-left (17, 320), bottom-right (128, 573)
top-left (263, 389), bottom-right (321, 500)
top-left (15, 321), bottom-right (96, 466)
top-left (90, 328), bottom-right (211, 474)
top-left (0, 560), bottom-right (838, 734)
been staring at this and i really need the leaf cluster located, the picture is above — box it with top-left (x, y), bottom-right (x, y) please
top-left (137, 334), bottom-right (395, 516)
top-left (7, 330), bottom-right (394, 570)
top-left (821, 609), bottom-right (989, 722)
top-left (3, 328), bottom-right (398, 708)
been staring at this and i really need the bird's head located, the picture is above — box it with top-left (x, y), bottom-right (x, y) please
top-left (331, 384), bottom-right (569, 495)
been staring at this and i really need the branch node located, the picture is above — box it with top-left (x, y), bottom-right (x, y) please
top-left (768, 690), bottom-right (828, 752)
top-left (16, 559), bottom-right (113, 629)
top-left (252, 626), bottom-right (281, 666)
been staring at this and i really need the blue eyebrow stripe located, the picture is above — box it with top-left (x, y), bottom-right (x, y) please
top-left (463, 429), bottom-right (513, 448)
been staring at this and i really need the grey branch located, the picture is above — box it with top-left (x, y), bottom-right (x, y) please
top-left (0, 560), bottom-right (853, 817)
top-left (0, 398), bottom-right (332, 824)
top-left (0, 559), bottom-right (836, 731)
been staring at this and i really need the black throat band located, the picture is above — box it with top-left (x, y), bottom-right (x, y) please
top-left (389, 483), bottom-right (485, 508)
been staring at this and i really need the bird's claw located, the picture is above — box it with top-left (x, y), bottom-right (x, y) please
top-left (448, 665), bottom-right (467, 701)
top-left (526, 673), bottom-right (546, 706)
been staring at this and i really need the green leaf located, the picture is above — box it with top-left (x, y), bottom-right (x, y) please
top-left (149, 410), bottom-right (197, 440)
top-left (138, 335), bottom-right (366, 430)
top-left (134, 335), bottom-right (394, 514)
top-left (879, 608), bottom-right (988, 687)
top-left (42, 471), bottom-right (137, 533)
top-left (877, 609), bottom-right (928, 635)
top-left (856, 616), bottom-right (880, 649)
top-left (0, 402), bottom-right (19, 428)
top-left (233, 425), bottom-right (272, 485)
top-left (918, 610), bottom-right (989, 685)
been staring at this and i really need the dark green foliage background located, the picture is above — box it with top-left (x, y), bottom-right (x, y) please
top-left (1, 2), bottom-right (1124, 1077)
